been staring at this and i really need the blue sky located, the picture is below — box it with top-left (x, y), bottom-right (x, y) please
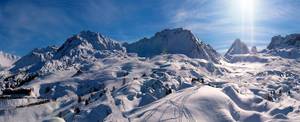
top-left (0, 0), bottom-right (300, 55)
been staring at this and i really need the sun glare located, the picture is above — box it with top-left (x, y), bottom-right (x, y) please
top-left (239, 0), bottom-right (255, 14)
top-left (234, 0), bottom-right (257, 45)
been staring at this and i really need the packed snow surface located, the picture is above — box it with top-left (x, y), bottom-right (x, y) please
top-left (1, 53), bottom-right (299, 122)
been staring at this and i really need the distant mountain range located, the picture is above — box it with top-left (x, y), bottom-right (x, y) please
top-left (268, 34), bottom-right (300, 49)
top-left (264, 34), bottom-right (300, 58)
top-left (5, 28), bottom-right (222, 74)
top-left (1, 28), bottom-right (300, 73)
top-left (10, 31), bottom-right (126, 74)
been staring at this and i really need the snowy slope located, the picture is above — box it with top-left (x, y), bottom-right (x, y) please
top-left (1, 52), bottom-right (300, 122)
top-left (124, 52), bottom-right (300, 122)
top-left (126, 85), bottom-right (298, 122)
top-left (226, 54), bottom-right (270, 63)
top-left (124, 28), bottom-right (221, 63)
top-left (0, 54), bottom-right (227, 122)
top-left (0, 51), bottom-right (19, 70)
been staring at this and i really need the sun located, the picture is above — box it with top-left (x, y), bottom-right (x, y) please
top-left (233, 0), bottom-right (257, 44)
top-left (230, 0), bottom-right (257, 21)
top-left (239, 0), bottom-right (256, 15)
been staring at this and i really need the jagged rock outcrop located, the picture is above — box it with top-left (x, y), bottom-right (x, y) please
top-left (267, 34), bottom-right (300, 49)
top-left (124, 28), bottom-right (221, 63)
top-left (265, 34), bottom-right (300, 58)
top-left (224, 39), bottom-right (250, 60)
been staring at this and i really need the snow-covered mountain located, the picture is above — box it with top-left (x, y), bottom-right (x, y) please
top-left (265, 34), bottom-right (300, 58)
top-left (224, 39), bottom-right (250, 59)
top-left (54, 30), bottom-right (125, 59)
top-left (10, 31), bottom-right (126, 74)
top-left (124, 28), bottom-right (221, 63)
top-left (10, 46), bottom-right (58, 73)
top-left (268, 34), bottom-right (300, 49)
top-left (223, 39), bottom-right (268, 63)
top-left (1, 30), bottom-right (300, 122)
top-left (0, 51), bottom-right (19, 70)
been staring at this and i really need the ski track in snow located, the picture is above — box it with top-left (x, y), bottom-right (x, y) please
top-left (143, 87), bottom-right (198, 121)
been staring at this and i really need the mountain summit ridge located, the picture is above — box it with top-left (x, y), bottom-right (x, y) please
top-left (124, 28), bottom-right (221, 63)
top-left (225, 39), bottom-right (250, 59)
top-left (8, 28), bottom-right (224, 74)
top-left (268, 34), bottom-right (300, 49)
top-left (10, 31), bottom-right (126, 73)
top-left (265, 34), bottom-right (300, 58)
top-left (55, 30), bottom-right (126, 59)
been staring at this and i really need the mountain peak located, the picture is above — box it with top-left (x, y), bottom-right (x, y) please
top-left (225, 39), bottom-right (250, 59)
top-left (154, 28), bottom-right (193, 39)
top-left (268, 34), bottom-right (300, 49)
top-left (265, 34), bottom-right (300, 58)
top-left (0, 51), bottom-right (19, 69)
top-left (10, 31), bottom-right (126, 73)
top-left (125, 28), bottom-right (221, 63)
top-left (10, 46), bottom-right (58, 73)
top-left (234, 38), bottom-right (242, 43)
top-left (251, 46), bottom-right (258, 54)
top-left (158, 28), bottom-right (185, 34)
top-left (55, 31), bottom-right (125, 58)
top-left (77, 30), bottom-right (105, 42)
